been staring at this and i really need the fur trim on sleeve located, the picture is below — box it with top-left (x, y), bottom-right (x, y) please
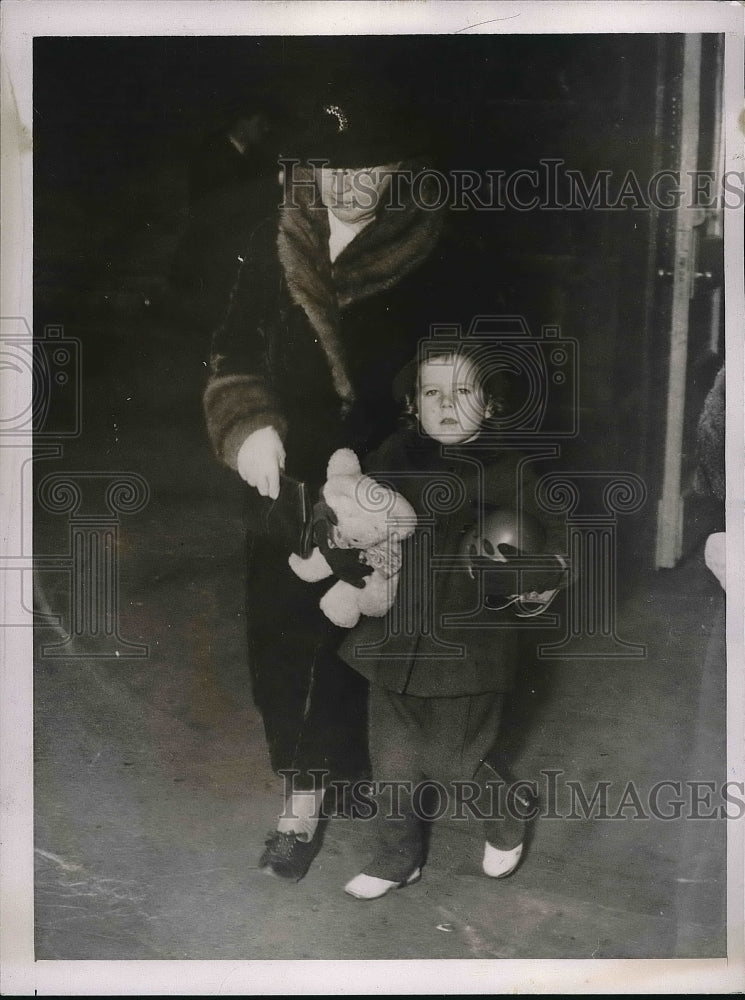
top-left (204, 373), bottom-right (288, 469)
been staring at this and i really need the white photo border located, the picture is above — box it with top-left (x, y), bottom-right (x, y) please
top-left (1, 1), bottom-right (743, 994)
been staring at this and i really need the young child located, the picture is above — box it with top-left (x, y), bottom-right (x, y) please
top-left (337, 344), bottom-right (568, 900)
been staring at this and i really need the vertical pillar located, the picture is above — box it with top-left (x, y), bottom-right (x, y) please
top-left (349, 468), bottom-right (467, 661)
top-left (537, 472), bottom-right (647, 659)
top-left (37, 472), bottom-right (149, 658)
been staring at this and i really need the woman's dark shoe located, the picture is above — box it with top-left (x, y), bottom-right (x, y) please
top-left (259, 829), bottom-right (321, 882)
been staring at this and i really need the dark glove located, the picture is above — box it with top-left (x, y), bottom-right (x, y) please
top-left (313, 503), bottom-right (374, 590)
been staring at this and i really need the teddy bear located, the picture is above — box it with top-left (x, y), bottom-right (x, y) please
top-left (288, 448), bottom-right (417, 629)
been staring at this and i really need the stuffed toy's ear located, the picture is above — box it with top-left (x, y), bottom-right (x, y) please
top-left (327, 448), bottom-right (361, 478)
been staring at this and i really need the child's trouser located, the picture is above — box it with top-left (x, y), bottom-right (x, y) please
top-left (363, 684), bottom-right (526, 882)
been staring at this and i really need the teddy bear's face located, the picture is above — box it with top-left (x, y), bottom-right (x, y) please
top-left (322, 455), bottom-right (416, 552)
top-left (328, 494), bottom-right (390, 549)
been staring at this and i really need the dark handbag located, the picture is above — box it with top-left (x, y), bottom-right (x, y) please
top-left (244, 473), bottom-right (314, 558)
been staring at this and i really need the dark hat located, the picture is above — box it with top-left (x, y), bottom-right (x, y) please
top-left (392, 342), bottom-right (514, 414)
top-left (392, 354), bottom-right (421, 404)
top-left (392, 342), bottom-right (489, 403)
top-left (290, 87), bottom-right (433, 167)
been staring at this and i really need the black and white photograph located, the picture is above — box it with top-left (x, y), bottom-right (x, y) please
top-left (1, 1), bottom-right (743, 994)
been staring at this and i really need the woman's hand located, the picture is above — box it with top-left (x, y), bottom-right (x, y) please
top-left (704, 531), bottom-right (726, 590)
top-left (237, 426), bottom-right (286, 499)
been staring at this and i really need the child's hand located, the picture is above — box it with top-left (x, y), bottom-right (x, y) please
top-left (484, 586), bottom-right (560, 616)
top-left (513, 587), bottom-right (561, 618)
top-left (482, 550), bottom-right (567, 613)
top-left (516, 589), bottom-right (555, 604)
top-left (704, 531), bottom-right (726, 590)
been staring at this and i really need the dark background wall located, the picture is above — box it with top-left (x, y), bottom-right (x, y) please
top-left (33, 33), bottom-right (723, 571)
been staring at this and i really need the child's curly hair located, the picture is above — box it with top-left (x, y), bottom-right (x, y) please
top-left (394, 344), bottom-right (513, 431)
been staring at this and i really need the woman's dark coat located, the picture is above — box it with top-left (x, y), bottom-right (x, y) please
top-left (203, 172), bottom-right (496, 781)
top-left (204, 171), bottom-right (464, 481)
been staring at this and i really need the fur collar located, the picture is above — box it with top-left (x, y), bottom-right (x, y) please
top-left (277, 166), bottom-right (445, 408)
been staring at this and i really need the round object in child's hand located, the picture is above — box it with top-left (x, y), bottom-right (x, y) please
top-left (461, 509), bottom-right (559, 617)
top-left (461, 508), bottom-right (546, 562)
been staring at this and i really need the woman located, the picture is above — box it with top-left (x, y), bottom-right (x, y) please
top-left (203, 91), bottom-right (488, 880)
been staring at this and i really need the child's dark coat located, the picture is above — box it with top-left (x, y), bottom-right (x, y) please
top-left (339, 426), bottom-right (568, 697)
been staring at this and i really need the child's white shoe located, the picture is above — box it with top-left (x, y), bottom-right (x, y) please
top-left (344, 868), bottom-right (421, 900)
top-left (482, 841), bottom-right (523, 878)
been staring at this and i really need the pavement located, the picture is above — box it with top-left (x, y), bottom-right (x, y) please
top-left (31, 303), bottom-right (728, 964)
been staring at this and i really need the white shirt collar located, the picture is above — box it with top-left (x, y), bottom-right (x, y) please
top-left (327, 209), bottom-right (371, 263)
